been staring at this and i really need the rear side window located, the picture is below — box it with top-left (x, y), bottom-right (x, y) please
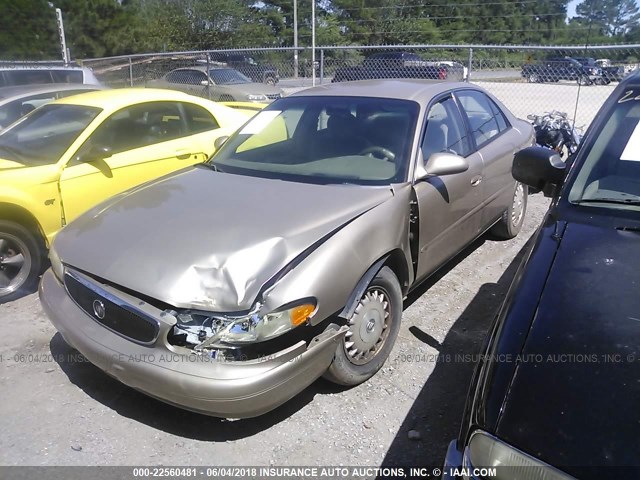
top-left (456, 90), bottom-right (502, 147)
top-left (182, 103), bottom-right (219, 133)
top-left (51, 70), bottom-right (84, 84)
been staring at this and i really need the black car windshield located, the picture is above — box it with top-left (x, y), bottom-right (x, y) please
top-left (568, 87), bottom-right (640, 211)
top-left (0, 103), bottom-right (101, 165)
top-left (209, 69), bottom-right (251, 85)
top-left (210, 95), bottom-right (419, 185)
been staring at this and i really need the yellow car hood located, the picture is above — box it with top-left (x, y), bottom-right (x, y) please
top-left (0, 158), bottom-right (27, 170)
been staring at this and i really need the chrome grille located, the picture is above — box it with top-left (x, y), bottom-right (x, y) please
top-left (64, 270), bottom-right (159, 345)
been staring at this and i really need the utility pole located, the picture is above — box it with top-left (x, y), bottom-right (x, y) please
top-left (293, 0), bottom-right (298, 78)
top-left (54, 6), bottom-right (69, 63)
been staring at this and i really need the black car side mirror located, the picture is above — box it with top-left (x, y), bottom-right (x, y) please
top-left (78, 145), bottom-right (113, 163)
top-left (513, 146), bottom-right (566, 197)
top-left (214, 136), bottom-right (229, 150)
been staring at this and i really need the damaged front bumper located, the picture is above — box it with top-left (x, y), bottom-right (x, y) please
top-left (39, 268), bottom-right (346, 418)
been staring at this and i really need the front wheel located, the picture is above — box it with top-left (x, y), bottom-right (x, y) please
top-left (323, 266), bottom-right (402, 386)
top-left (0, 220), bottom-right (44, 303)
top-left (490, 182), bottom-right (528, 240)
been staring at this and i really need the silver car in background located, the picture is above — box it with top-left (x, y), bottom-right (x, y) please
top-left (40, 79), bottom-right (534, 418)
top-left (149, 66), bottom-right (283, 103)
top-left (0, 83), bottom-right (101, 130)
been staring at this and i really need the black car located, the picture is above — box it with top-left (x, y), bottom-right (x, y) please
top-left (332, 51), bottom-right (465, 83)
top-left (521, 56), bottom-right (607, 85)
top-left (444, 71), bottom-right (640, 478)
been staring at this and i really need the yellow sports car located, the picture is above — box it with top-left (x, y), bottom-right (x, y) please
top-left (0, 88), bottom-right (254, 301)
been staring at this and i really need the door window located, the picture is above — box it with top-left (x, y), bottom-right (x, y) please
top-left (422, 96), bottom-right (472, 160)
top-left (166, 70), bottom-right (207, 85)
top-left (76, 101), bottom-right (186, 159)
top-left (51, 70), bottom-right (84, 84)
top-left (6, 70), bottom-right (53, 85)
top-left (456, 90), bottom-right (503, 147)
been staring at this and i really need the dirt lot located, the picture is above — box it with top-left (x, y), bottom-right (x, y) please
top-left (0, 193), bottom-right (550, 467)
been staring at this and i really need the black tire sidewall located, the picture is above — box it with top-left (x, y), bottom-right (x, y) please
top-left (324, 266), bottom-right (402, 386)
top-left (0, 220), bottom-right (44, 302)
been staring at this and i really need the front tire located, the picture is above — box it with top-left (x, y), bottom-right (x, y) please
top-left (323, 266), bottom-right (402, 386)
top-left (490, 182), bottom-right (528, 240)
top-left (0, 220), bottom-right (44, 302)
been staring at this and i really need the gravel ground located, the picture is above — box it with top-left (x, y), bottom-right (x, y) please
top-left (0, 193), bottom-right (550, 467)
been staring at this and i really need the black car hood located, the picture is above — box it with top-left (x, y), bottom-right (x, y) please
top-left (496, 221), bottom-right (640, 470)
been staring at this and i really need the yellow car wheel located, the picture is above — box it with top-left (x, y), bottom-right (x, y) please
top-left (0, 220), bottom-right (44, 303)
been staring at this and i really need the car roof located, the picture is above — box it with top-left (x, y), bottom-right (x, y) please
top-left (0, 83), bottom-right (99, 100)
top-left (289, 79), bottom-right (475, 102)
top-left (52, 88), bottom-right (210, 110)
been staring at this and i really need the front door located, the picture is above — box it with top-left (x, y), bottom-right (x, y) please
top-left (59, 101), bottom-right (210, 222)
top-left (413, 95), bottom-right (484, 281)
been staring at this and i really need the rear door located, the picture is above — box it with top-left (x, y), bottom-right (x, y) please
top-left (59, 101), bottom-right (212, 222)
top-left (455, 89), bottom-right (519, 228)
top-left (414, 94), bottom-right (484, 280)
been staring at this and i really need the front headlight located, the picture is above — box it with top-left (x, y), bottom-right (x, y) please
top-left (464, 431), bottom-right (573, 480)
top-left (246, 94), bottom-right (268, 102)
top-left (172, 300), bottom-right (317, 349)
top-left (49, 247), bottom-right (64, 281)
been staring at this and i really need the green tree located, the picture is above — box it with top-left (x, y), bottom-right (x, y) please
top-left (0, 0), bottom-right (59, 60)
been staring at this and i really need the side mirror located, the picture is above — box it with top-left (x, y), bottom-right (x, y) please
top-left (78, 145), bottom-right (112, 163)
top-left (416, 151), bottom-right (469, 181)
top-left (200, 80), bottom-right (211, 86)
top-left (214, 136), bottom-right (229, 150)
top-left (513, 146), bottom-right (566, 197)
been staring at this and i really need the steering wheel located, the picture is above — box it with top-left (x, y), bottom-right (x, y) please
top-left (359, 145), bottom-right (396, 162)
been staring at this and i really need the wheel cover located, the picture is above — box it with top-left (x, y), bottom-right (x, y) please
top-left (0, 234), bottom-right (31, 296)
top-left (344, 287), bottom-right (392, 365)
top-left (511, 183), bottom-right (525, 227)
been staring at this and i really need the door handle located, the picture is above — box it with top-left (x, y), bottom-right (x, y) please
top-left (175, 150), bottom-right (192, 160)
top-left (471, 175), bottom-right (483, 187)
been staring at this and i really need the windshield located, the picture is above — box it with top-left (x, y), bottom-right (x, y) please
top-left (209, 69), bottom-right (251, 85)
top-left (210, 95), bottom-right (419, 185)
top-left (0, 103), bottom-right (101, 165)
top-left (568, 87), bottom-right (640, 211)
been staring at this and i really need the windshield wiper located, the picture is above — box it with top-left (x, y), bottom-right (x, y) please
top-left (199, 162), bottom-right (225, 173)
top-left (576, 198), bottom-right (640, 206)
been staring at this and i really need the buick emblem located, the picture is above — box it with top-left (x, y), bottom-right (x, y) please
top-left (93, 299), bottom-right (106, 319)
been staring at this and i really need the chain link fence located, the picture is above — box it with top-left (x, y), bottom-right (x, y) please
top-left (78, 44), bottom-right (640, 128)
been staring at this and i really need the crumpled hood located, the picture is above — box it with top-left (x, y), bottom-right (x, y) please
top-left (55, 167), bottom-right (393, 311)
top-left (496, 221), bottom-right (640, 470)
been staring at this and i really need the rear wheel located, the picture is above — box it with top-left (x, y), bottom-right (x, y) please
top-left (264, 75), bottom-right (277, 86)
top-left (527, 73), bottom-right (539, 83)
top-left (490, 182), bottom-right (528, 240)
top-left (323, 266), bottom-right (402, 386)
top-left (0, 220), bottom-right (44, 303)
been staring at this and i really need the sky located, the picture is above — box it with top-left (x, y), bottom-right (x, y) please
top-left (567, 0), bottom-right (640, 19)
